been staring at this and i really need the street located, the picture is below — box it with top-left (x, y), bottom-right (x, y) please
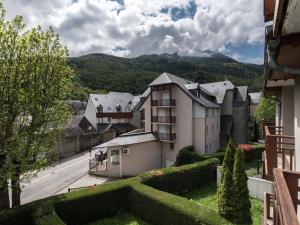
top-left (21, 149), bottom-right (100, 205)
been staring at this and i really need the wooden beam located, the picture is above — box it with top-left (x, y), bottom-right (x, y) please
top-left (264, 0), bottom-right (275, 22)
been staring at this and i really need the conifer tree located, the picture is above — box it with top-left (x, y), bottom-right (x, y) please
top-left (220, 139), bottom-right (235, 182)
top-left (232, 148), bottom-right (252, 224)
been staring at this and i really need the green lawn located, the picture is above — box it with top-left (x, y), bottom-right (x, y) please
top-left (183, 184), bottom-right (263, 225)
top-left (89, 213), bottom-right (150, 225)
top-left (245, 160), bottom-right (262, 177)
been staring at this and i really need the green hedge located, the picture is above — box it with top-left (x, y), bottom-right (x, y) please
top-left (175, 146), bottom-right (202, 166)
top-left (199, 151), bottom-right (226, 163)
top-left (129, 182), bottom-right (232, 225)
top-left (251, 144), bottom-right (265, 160)
top-left (141, 158), bottom-right (219, 195)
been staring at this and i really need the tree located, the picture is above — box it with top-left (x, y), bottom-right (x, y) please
top-left (0, 3), bottom-right (72, 207)
top-left (232, 148), bottom-right (252, 224)
top-left (251, 121), bottom-right (260, 142)
top-left (217, 139), bottom-right (236, 220)
top-left (255, 96), bottom-right (276, 125)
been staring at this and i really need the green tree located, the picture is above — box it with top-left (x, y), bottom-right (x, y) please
top-left (220, 139), bottom-right (235, 182)
top-left (232, 148), bottom-right (252, 224)
top-left (0, 3), bottom-right (72, 207)
top-left (255, 96), bottom-right (276, 124)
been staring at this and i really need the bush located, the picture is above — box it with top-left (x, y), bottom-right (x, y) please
top-left (239, 143), bottom-right (265, 162)
top-left (141, 158), bottom-right (219, 195)
top-left (175, 146), bottom-right (202, 166)
top-left (199, 151), bottom-right (226, 163)
top-left (129, 182), bottom-right (232, 225)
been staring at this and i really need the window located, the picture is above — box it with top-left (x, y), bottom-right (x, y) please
top-left (170, 143), bottom-right (174, 150)
top-left (111, 150), bottom-right (120, 166)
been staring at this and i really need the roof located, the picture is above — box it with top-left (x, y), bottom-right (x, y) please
top-left (97, 123), bottom-right (137, 133)
top-left (201, 81), bottom-right (235, 104)
top-left (149, 73), bottom-right (219, 108)
top-left (249, 92), bottom-right (261, 104)
top-left (90, 92), bottom-right (136, 113)
top-left (220, 115), bottom-right (233, 135)
top-left (64, 114), bottom-right (85, 137)
top-left (78, 116), bottom-right (96, 132)
top-left (69, 100), bottom-right (87, 111)
top-left (236, 86), bottom-right (248, 102)
top-left (97, 132), bottom-right (157, 147)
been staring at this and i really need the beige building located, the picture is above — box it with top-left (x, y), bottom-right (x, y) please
top-left (262, 0), bottom-right (300, 224)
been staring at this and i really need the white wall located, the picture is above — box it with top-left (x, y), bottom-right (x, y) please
top-left (281, 86), bottom-right (294, 135)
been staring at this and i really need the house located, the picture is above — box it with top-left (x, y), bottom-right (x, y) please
top-left (201, 81), bottom-right (250, 147)
top-left (248, 92), bottom-right (261, 129)
top-left (90, 72), bottom-right (221, 177)
top-left (84, 92), bottom-right (139, 142)
top-left (262, 0), bottom-right (300, 224)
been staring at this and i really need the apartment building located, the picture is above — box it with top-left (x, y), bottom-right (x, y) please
top-left (262, 0), bottom-right (300, 224)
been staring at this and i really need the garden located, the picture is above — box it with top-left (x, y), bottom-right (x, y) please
top-left (0, 143), bottom-right (264, 225)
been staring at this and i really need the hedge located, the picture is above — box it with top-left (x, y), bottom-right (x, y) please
top-left (175, 145), bottom-right (202, 166)
top-left (140, 158), bottom-right (219, 195)
top-left (198, 151), bottom-right (226, 163)
top-left (129, 182), bottom-right (232, 225)
top-left (0, 158), bottom-right (231, 225)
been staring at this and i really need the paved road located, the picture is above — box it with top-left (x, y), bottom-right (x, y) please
top-left (21, 149), bottom-right (97, 205)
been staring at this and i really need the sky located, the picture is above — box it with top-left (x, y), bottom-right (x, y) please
top-left (2, 0), bottom-right (265, 64)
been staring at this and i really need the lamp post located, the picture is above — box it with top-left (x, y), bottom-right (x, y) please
top-left (88, 126), bottom-right (92, 156)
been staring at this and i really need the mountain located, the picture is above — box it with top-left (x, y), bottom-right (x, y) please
top-left (69, 52), bottom-right (263, 98)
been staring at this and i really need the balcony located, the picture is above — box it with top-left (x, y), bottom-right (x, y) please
top-left (151, 99), bottom-right (176, 107)
top-left (152, 116), bottom-right (176, 124)
top-left (264, 169), bottom-right (300, 225)
top-left (96, 111), bottom-right (133, 119)
top-left (264, 125), bottom-right (295, 181)
top-left (154, 132), bottom-right (176, 142)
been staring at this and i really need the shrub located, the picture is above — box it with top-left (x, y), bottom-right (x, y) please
top-left (199, 151), bottom-right (226, 163)
top-left (175, 146), bottom-right (202, 166)
top-left (141, 158), bottom-right (219, 195)
top-left (232, 148), bottom-right (252, 224)
top-left (239, 143), bottom-right (265, 162)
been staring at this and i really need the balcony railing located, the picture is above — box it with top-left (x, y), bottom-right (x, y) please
top-left (153, 132), bottom-right (176, 142)
top-left (264, 125), bottom-right (295, 181)
top-left (96, 111), bottom-right (133, 119)
top-left (264, 169), bottom-right (300, 225)
top-left (151, 99), bottom-right (176, 107)
top-left (152, 116), bottom-right (176, 124)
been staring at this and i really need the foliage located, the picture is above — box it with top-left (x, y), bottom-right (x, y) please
top-left (175, 146), bottom-right (202, 166)
top-left (69, 53), bottom-right (263, 95)
top-left (220, 139), bottom-right (236, 182)
top-left (0, 3), bottom-right (73, 206)
top-left (183, 183), bottom-right (263, 225)
top-left (199, 151), bottom-right (226, 163)
top-left (141, 158), bottom-right (219, 195)
top-left (255, 96), bottom-right (276, 125)
top-left (232, 148), bottom-right (252, 224)
top-left (251, 122), bottom-right (260, 142)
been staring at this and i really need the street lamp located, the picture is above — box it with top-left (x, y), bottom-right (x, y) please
top-left (88, 126), bottom-right (92, 156)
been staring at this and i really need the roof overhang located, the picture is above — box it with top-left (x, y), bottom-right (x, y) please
top-left (264, 0), bottom-right (276, 22)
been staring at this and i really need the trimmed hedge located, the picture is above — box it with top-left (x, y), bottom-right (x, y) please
top-left (140, 158), bottom-right (219, 195)
top-left (175, 146), bottom-right (202, 166)
top-left (199, 151), bottom-right (226, 163)
top-left (129, 182), bottom-right (232, 225)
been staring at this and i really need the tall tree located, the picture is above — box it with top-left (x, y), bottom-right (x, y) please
top-left (255, 96), bottom-right (276, 124)
top-left (220, 139), bottom-right (235, 182)
top-left (0, 3), bottom-right (72, 207)
top-left (232, 148), bottom-right (251, 224)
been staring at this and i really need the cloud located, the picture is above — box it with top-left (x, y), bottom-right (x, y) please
top-left (2, 0), bottom-right (265, 60)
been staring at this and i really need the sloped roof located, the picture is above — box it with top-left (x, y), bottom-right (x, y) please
top-left (64, 114), bottom-right (85, 137)
top-left (201, 81), bottom-right (235, 104)
top-left (69, 100), bottom-right (87, 111)
top-left (234, 86), bottom-right (248, 103)
top-left (78, 116), bottom-right (96, 132)
top-left (90, 92), bottom-right (136, 113)
top-left (97, 123), bottom-right (137, 133)
top-left (149, 73), bottom-right (219, 108)
top-left (97, 132), bottom-right (157, 147)
top-left (249, 92), bottom-right (261, 104)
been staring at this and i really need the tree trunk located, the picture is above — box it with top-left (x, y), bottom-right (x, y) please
top-left (11, 174), bottom-right (21, 207)
top-left (0, 181), bottom-right (10, 210)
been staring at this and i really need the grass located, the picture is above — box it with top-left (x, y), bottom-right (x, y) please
top-left (183, 184), bottom-right (263, 225)
top-left (89, 213), bottom-right (150, 225)
top-left (245, 160), bottom-right (262, 177)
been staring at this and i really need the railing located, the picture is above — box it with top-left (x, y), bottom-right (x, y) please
top-left (96, 111), bottom-right (133, 119)
top-left (151, 99), bottom-right (176, 107)
top-left (152, 116), bottom-right (176, 123)
top-left (89, 158), bottom-right (107, 172)
top-left (263, 169), bottom-right (300, 225)
top-left (154, 132), bottom-right (176, 141)
top-left (264, 125), bottom-right (295, 181)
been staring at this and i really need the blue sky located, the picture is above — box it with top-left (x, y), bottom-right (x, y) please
top-left (3, 0), bottom-right (265, 64)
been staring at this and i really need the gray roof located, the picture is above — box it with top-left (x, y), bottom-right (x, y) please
top-left (69, 100), bottom-right (87, 111)
top-left (78, 116), bottom-right (96, 132)
top-left (201, 81), bottom-right (235, 104)
top-left (149, 73), bottom-right (219, 108)
top-left (97, 123), bottom-right (136, 133)
top-left (63, 114), bottom-right (85, 137)
top-left (90, 92), bottom-right (136, 113)
top-left (234, 86), bottom-right (248, 103)
top-left (97, 132), bottom-right (157, 147)
top-left (249, 92), bottom-right (261, 104)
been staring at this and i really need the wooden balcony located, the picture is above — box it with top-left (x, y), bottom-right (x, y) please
top-left (153, 132), bottom-right (176, 142)
top-left (151, 99), bottom-right (176, 107)
top-left (264, 125), bottom-right (295, 181)
top-left (152, 116), bottom-right (176, 124)
top-left (96, 111), bottom-right (133, 119)
top-left (264, 169), bottom-right (300, 225)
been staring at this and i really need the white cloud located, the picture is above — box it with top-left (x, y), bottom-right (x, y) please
top-left (2, 0), bottom-right (265, 59)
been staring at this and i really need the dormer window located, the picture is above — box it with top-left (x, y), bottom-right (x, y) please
top-left (97, 104), bottom-right (103, 112)
top-left (116, 104), bottom-right (122, 112)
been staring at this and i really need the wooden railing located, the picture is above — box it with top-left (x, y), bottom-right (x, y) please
top-left (264, 125), bottom-right (295, 181)
top-left (152, 116), bottom-right (176, 123)
top-left (151, 99), bottom-right (176, 107)
top-left (96, 111), bottom-right (133, 119)
top-left (264, 169), bottom-right (300, 225)
top-left (153, 132), bottom-right (176, 141)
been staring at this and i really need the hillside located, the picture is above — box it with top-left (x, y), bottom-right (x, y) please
top-left (69, 52), bottom-right (263, 98)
